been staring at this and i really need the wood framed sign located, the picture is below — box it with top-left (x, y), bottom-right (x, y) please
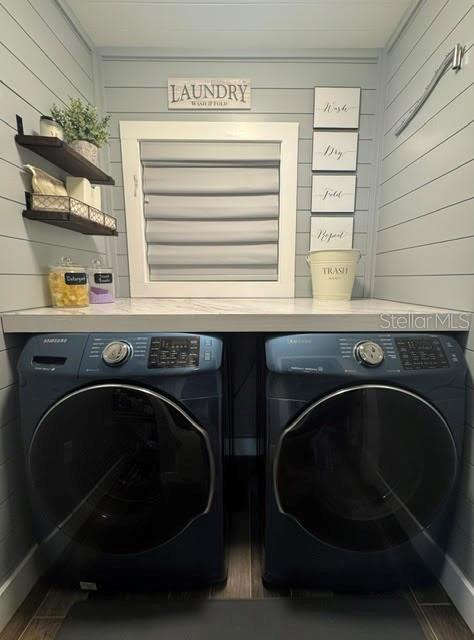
top-left (311, 175), bottom-right (357, 213)
top-left (168, 78), bottom-right (251, 110)
top-left (312, 131), bottom-right (359, 171)
top-left (310, 215), bottom-right (354, 251)
top-left (313, 87), bottom-right (361, 129)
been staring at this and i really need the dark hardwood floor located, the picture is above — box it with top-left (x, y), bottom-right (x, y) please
top-left (1, 467), bottom-right (472, 640)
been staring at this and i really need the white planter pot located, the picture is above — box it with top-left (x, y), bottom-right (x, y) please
top-left (70, 140), bottom-right (99, 165)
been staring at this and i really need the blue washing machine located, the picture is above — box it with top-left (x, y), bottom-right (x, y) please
top-left (263, 333), bottom-right (467, 590)
top-left (18, 333), bottom-right (228, 590)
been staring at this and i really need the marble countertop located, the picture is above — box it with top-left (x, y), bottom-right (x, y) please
top-left (1, 298), bottom-right (470, 333)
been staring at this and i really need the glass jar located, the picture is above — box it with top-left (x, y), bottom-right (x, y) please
top-left (48, 257), bottom-right (89, 308)
top-left (40, 116), bottom-right (64, 140)
top-left (88, 259), bottom-right (115, 304)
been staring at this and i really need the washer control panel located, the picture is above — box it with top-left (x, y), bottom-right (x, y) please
top-left (395, 336), bottom-right (449, 370)
top-left (148, 336), bottom-right (200, 369)
top-left (78, 333), bottom-right (221, 376)
top-left (102, 341), bottom-right (132, 366)
top-left (354, 341), bottom-right (384, 367)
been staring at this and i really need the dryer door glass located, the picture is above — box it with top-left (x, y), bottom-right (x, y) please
top-left (29, 384), bottom-right (214, 554)
top-left (275, 385), bottom-right (457, 552)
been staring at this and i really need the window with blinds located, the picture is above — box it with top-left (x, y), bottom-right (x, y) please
top-left (141, 141), bottom-right (281, 282)
top-left (120, 121), bottom-right (298, 298)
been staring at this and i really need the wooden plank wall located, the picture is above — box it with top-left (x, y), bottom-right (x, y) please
top-left (0, 0), bottom-right (103, 628)
top-left (100, 52), bottom-right (381, 297)
top-left (373, 0), bottom-right (474, 629)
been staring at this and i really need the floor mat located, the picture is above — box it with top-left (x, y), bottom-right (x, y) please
top-left (56, 595), bottom-right (426, 640)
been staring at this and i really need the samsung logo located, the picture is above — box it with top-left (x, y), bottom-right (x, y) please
top-left (43, 338), bottom-right (67, 343)
top-left (288, 338), bottom-right (312, 345)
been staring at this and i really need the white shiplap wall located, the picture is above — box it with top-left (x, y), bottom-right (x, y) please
top-left (100, 53), bottom-right (381, 297)
top-left (373, 0), bottom-right (474, 629)
top-left (0, 0), bottom-right (104, 627)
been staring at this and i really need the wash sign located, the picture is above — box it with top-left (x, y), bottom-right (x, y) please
top-left (168, 78), bottom-right (251, 110)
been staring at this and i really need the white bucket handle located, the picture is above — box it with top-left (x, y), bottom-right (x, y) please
top-left (306, 252), bottom-right (361, 264)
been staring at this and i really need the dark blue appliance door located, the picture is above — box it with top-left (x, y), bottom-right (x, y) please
top-left (29, 384), bottom-right (214, 554)
top-left (275, 384), bottom-right (458, 552)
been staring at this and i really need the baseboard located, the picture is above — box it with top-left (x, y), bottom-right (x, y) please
top-left (0, 544), bottom-right (43, 634)
top-left (0, 526), bottom-right (69, 633)
top-left (440, 552), bottom-right (474, 632)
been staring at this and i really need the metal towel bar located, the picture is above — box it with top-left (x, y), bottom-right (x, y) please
top-left (394, 43), bottom-right (464, 137)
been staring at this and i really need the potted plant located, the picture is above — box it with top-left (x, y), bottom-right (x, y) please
top-left (50, 98), bottom-right (110, 166)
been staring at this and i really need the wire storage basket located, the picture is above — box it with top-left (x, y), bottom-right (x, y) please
top-left (25, 193), bottom-right (118, 236)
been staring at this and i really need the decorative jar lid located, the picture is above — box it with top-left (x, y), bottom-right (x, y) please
top-left (89, 258), bottom-right (112, 271)
top-left (49, 256), bottom-right (85, 272)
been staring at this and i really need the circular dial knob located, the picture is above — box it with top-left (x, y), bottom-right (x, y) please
top-left (354, 341), bottom-right (384, 367)
top-left (102, 341), bottom-right (132, 367)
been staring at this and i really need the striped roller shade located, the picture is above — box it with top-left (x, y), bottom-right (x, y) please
top-left (140, 141), bottom-right (281, 281)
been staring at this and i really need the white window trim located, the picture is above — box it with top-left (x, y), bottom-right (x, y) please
top-left (120, 121), bottom-right (299, 298)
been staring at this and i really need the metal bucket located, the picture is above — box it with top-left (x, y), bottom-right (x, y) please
top-left (306, 249), bottom-right (361, 300)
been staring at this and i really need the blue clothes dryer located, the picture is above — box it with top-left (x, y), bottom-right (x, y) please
top-left (263, 333), bottom-right (467, 590)
top-left (18, 333), bottom-right (228, 590)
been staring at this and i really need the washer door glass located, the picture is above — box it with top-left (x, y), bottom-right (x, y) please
top-left (275, 385), bottom-right (457, 552)
top-left (29, 384), bottom-right (213, 554)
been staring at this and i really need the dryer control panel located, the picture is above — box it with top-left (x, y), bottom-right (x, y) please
top-left (395, 336), bottom-right (449, 370)
top-left (266, 333), bottom-right (464, 376)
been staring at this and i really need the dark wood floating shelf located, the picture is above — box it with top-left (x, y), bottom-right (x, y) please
top-left (15, 134), bottom-right (115, 185)
top-left (23, 209), bottom-right (118, 236)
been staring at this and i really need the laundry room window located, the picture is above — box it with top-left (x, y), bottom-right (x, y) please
top-left (120, 122), bottom-right (298, 297)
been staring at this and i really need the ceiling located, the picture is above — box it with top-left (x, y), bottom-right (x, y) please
top-left (63, 0), bottom-right (413, 50)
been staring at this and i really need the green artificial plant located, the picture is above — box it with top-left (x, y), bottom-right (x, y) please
top-left (50, 97), bottom-right (110, 147)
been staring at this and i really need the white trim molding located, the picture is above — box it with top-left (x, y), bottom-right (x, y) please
top-left (0, 545), bottom-right (42, 634)
top-left (0, 523), bottom-right (71, 633)
top-left (413, 523), bottom-right (474, 633)
top-left (441, 551), bottom-right (474, 632)
top-left (120, 121), bottom-right (299, 298)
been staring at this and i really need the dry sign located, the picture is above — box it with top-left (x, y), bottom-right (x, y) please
top-left (168, 78), bottom-right (251, 110)
top-left (312, 131), bottom-right (359, 172)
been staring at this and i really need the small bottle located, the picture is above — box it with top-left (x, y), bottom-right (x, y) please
top-left (40, 115), bottom-right (64, 140)
top-left (88, 259), bottom-right (115, 304)
top-left (48, 257), bottom-right (89, 308)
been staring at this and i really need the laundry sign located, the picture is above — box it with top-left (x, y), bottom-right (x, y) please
top-left (168, 78), bottom-right (251, 110)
